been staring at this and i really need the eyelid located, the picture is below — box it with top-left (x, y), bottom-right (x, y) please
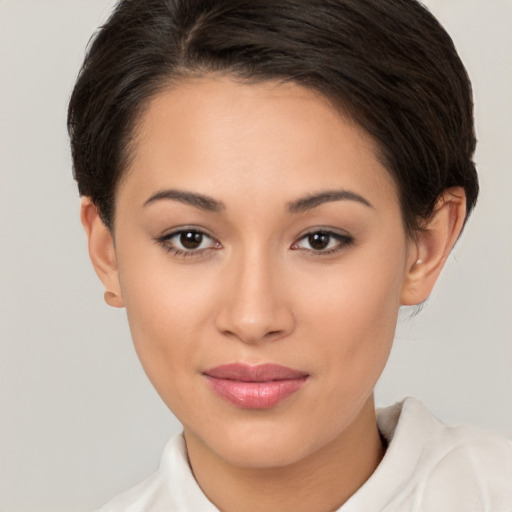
top-left (155, 226), bottom-right (221, 256)
top-left (154, 225), bottom-right (353, 257)
top-left (291, 228), bottom-right (354, 254)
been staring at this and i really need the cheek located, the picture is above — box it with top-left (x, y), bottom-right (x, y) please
top-left (116, 247), bottom-right (216, 386)
top-left (300, 248), bottom-right (405, 388)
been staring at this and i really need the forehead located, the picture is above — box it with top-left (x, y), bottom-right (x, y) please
top-left (121, 76), bottom-right (398, 209)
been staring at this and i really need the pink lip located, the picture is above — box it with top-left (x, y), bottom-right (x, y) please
top-left (203, 363), bottom-right (309, 409)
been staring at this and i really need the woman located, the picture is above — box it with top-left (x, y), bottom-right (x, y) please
top-left (68, 0), bottom-right (512, 510)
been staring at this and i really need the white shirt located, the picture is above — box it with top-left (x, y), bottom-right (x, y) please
top-left (96, 397), bottom-right (512, 511)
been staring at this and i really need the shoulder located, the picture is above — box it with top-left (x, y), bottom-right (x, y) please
top-left (412, 401), bottom-right (512, 509)
top-left (94, 470), bottom-right (163, 512)
top-left (384, 398), bottom-right (512, 510)
top-left (94, 434), bottom-right (218, 512)
top-left (343, 398), bottom-right (512, 511)
top-left (391, 397), bottom-right (512, 471)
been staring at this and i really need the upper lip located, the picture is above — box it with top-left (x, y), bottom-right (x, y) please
top-left (203, 363), bottom-right (309, 382)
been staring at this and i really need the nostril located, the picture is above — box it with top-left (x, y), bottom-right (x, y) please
top-left (264, 330), bottom-right (284, 339)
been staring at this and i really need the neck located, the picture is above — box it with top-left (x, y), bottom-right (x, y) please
top-left (185, 396), bottom-right (385, 512)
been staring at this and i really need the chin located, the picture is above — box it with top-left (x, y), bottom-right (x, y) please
top-left (187, 415), bottom-right (331, 470)
top-left (215, 436), bottom-right (309, 469)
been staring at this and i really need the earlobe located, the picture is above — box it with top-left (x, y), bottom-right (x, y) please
top-left (80, 197), bottom-right (124, 308)
top-left (401, 187), bottom-right (467, 306)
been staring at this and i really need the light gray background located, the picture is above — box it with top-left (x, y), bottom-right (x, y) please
top-left (1, 1), bottom-right (511, 511)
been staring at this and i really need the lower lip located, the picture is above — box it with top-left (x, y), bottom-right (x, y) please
top-left (204, 376), bottom-right (308, 409)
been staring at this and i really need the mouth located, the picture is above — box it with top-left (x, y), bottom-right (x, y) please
top-left (203, 363), bottom-right (309, 409)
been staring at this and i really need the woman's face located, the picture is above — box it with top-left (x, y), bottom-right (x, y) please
top-left (111, 77), bottom-right (415, 468)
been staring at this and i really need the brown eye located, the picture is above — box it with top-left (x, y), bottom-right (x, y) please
top-left (307, 232), bottom-right (331, 251)
top-left (292, 230), bottom-right (354, 254)
top-left (180, 231), bottom-right (204, 249)
top-left (157, 228), bottom-right (219, 255)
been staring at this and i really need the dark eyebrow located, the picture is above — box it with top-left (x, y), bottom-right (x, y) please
top-left (288, 190), bottom-right (373, 213)
top-left (143, 189), bottom-right (225, 212)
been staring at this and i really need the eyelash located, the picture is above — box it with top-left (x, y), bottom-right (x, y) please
top-left (291, 230), bottom-right (354, 255)
top-left (155, 228), bottom-right (354, 258)
top-left (155, 228), bottom-right (220, 258)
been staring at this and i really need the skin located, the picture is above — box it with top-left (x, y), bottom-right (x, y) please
top-left (82, 77), bottom-right (466, 512)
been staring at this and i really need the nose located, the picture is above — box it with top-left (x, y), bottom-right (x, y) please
top-left (214, 249), bottom-right (295, 345)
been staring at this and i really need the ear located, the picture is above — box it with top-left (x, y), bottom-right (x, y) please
top-left (401, 187), bottom-right (467, 306)
top-left (80, 197), bottom-right (124, 308)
